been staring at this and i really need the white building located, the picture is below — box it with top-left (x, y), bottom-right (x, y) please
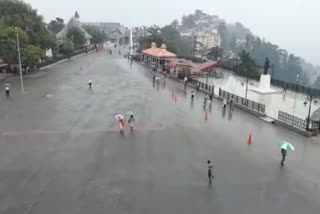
top-left (193, 29), bottom-right (221, 57)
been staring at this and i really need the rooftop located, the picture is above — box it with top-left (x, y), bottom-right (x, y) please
top-left (190, 60), bottom-right (217, 73)
top-left (142, 43), bottom-right (176, 58)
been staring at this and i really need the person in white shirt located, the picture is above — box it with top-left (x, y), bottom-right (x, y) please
top-left (128, 114), bottom-right (135, 132)
top-left (207, 160), bottom-right (214, 183)
top-left (223, 99), bottom-right (227, 109)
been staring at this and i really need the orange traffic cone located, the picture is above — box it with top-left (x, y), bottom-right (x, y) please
top-left (204, 111), bottom-right (208, 121)
top-left (248, 134), bottom-right (252, 146)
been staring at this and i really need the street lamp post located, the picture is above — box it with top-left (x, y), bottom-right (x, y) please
top-left (16, 29), bottom-right (24, 93)
top-left (304, 94), bottom-right (318, 131)
top-left (205, 72), bottom-right (209, 90)
top-left (245, 74), bottom-right (249, 106)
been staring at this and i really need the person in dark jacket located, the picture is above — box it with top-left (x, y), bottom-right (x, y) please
top-left (209, 93), bottom-right (213, 104)
top-left (281, 148), bottom-right (287, 166)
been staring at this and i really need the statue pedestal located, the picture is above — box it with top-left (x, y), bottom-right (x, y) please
top-left (251, 74), bottom-right (277, 94)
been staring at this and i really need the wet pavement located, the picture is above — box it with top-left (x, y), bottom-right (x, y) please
top-left (0, 47), bottom-right (320, 214)
top-left (197, 70), bottom-right (318, 119)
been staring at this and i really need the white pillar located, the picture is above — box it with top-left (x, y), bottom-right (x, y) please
top-left (130, 28), bottom-right (133, 55)
top-left (16, 33), bottom-right (24, 93)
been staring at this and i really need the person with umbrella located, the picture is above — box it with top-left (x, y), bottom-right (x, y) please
top-left (281, 148), bottom-right (287, 166)
top-left (4, 83), bottom-right (10, 97)
top-left (277, 141), bottom-right (294, 166)
top-left (156, 77), bottom-right (160, 85)
top-left (115, 114), bottom-right (125, 132)
top-left (88, 78), bottom-right (93, 90)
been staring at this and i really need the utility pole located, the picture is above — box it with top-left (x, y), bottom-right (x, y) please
top-left (245, 74), bottom-right (249, 106)
top-left (305, 93), bottom-right (317, 131)
top-left (16, 31), bottom-right (24, 93)
top-left (130, 27), bottom-right (133, 56)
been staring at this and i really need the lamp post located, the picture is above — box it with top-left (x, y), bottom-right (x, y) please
top-left (205, 71), bottom-right (209, 90)
top-left (304, 94), bottom-right (318, 131)
top-left (245, 74), bottom-right (249, 105)
top-left (16, 29), bottom-right (24, 94)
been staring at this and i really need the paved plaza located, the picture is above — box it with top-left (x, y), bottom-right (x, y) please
top-left (1, 47), bottom-right (320, 214)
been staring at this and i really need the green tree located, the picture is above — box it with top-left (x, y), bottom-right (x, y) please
top-left (217, 22), bottom-right (228, 49)
top-left (83, 25), bottom-right (107, 44)
top-left (0, 0), bottom-right (55, 50)
top-left (181, 15), bottom-right (196, 29)
top-left (138, 26), bottom-right (163, 50)
top-left (170, 19), bottom-right (179, 29)
top-left (60, 39), bottom-right (74, 58)
top-left (207, 46), bottom-right (223, 60)
top-left (23, 45), bottom-right (44, 64)
top-left (0, 26), bottom-right (28, 70)
top-left (66, 27), bottom-right (86, 49)
top-left (237, 50), bottom-right (260, 79)
top-left (48, 17), bottom-right (65, 34)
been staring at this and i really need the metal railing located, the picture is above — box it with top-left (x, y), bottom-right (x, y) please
top-left (219, 88), bottom-right (266, 114)
top-left (271, 79), bottom-right (320, 96)
top-left (278, 111), bottom-right (320, 132)
top-left (189, 78), bottom-right (215, 94)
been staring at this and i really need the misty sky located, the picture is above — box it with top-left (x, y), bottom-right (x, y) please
top-left (25, 0), bottom-right (319, 65)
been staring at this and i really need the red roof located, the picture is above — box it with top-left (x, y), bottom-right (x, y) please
top-left (142, 47), bottom-right (176, 58)
top-left (190, 60), bottom-right (217, 73)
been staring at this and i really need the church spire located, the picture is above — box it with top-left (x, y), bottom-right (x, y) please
top-left (74, 11), bottom-right (80, 19)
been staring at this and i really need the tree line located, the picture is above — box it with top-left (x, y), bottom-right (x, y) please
top-left (0, 0), bottom-right (107, 72)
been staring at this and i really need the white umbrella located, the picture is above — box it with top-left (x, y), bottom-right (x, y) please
top-left (115, 114), bottom-right (124, 120)
top-left (4, 83), bottom-right (11, 87)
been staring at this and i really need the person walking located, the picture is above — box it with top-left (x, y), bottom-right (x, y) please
top-left (222, 98), bottom-right (227, 109)
top-left (5, 86), bottom-right (10, 97)
top-left (119, 119), bottom-right (125, 133)
top-left (283, 87), bottom-right (287, 94)
top-left (207, 160), bottom-right (214, 183)
top-left (128, 114), bottom-right (135, 132)
top-left (184, 76), bottom-right (188, 90)
top-left (88, 78), bottom-right (93, 90)
top-left (281, 148), bottom-right (287, 166)
top-left (204, 94), bottom-right (208, 106)
top-left (209, 93), bottom-right (213, 104)
top-left (191, 90), bottom-right (195, 102)
top-left (163, 71), bottom-right (168, 79)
